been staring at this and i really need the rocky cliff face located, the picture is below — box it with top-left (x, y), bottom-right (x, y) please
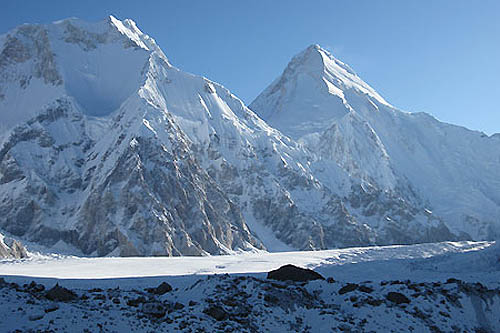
top-left (0, 233), bottom-right (28, 259)
top-left (0, 18), bottom-right (498, 256)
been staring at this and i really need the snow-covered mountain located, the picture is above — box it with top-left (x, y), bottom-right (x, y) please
top-left (0, 17), bottom-right (498, 256)
top-left (0, 16), bottom-right (267, 256)
top-left (251, 44), bottom-right (500, 243)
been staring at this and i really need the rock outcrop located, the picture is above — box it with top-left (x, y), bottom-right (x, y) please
top-left (267, 264), bottom-right (325, 282)
top-left (0, 233), bottom-right (28, 259)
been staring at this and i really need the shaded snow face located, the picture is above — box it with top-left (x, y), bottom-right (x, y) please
top-left (49, 18), bottom-right (150, 117)
top-left (0, 16), bottom-right (151, 124)
top-left (52, 22), bottom-right (149, 116)
top-left (59, 44), bottom-right (147, 116)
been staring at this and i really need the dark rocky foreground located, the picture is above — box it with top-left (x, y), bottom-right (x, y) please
top-left (1, 266), bottom-right (499, 333)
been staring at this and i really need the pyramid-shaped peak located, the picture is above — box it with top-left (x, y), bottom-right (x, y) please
top-left (301, 43), bottom-right (328, 55)
top-left (250, 44), bottom-right (390, 138)
top-left (286, 44), bottom-right (327, 72)
top-left (304, 43), bottom-right (324, 53)
top-left (289, 44), bottom-right (357, 77)
top-left (257, 43), bottom-right (388, 107)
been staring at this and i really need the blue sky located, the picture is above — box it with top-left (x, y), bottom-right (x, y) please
top-left (1, 0), bottom-right (499, 134)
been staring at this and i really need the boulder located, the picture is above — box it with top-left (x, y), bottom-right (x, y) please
top-left (204, 305), bottom-right (228, 321)
top-left (386, 291), bottom-right (410, 304)
top-left (146, 281), bottom-right (172, 295)
top-left (26, 281), bottom-right (45, 293)
top-left (28, 313), bottom-right (44, 321)
top-left (339, 283), bottom-right (358, 295)
top-left (267, 264), bottom-right (325, 282)
top-left (45, 284), bottom-right (77, 302)
top-left (358, 285), bottom-right (373, 293)
top-left (44, 303), bottom-right (59, 313)
top-left (173, 302), bottom-right (184, 310)
top-left (141, 302), bottom-right (166, 318)
top-left (126, 296), bottom-right (147, 307)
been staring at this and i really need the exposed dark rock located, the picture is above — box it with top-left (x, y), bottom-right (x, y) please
top-left (44, 303), bottom-right (59, 313)
top-left (173, 302), bottom-right (184, 310)
top-left (445, 278), bottom-right (461, 284)
top-left (386, 291), bottom-right (410, 304)
top-left (359, 285), bottom-right (374, 293)
top-left (264, 294), bottom-right (280, 304)
top-left (45, 284), bottom-right (77, 302)
top-left (28, 313), bottom-right (44, 321)
top-left (390, 280), bottom-right (405, 285)
top-left (126, 296), bottom-right (147, 307)
top-left (366, 298), bottom-right (384, 306)
top-left (146, 281), bottom-right (172, 295)
top-left (189, 300), bottom-right (198, 306)
top-left (267, 264), bottom-right (325, 282)
top-left (141, 302), bottom-right (166, 318)
top-left (339, 283), bottom-right (358, 295)
top-left (26, 281), bottom-right (45, 293)
top-left (204, 305), bottom-right (228, 321)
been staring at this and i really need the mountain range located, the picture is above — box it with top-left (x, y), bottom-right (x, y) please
top-left (0, 16), bottom-right (498, 256)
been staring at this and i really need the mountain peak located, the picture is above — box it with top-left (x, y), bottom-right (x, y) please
top-left (0, 16), bottom-right (165, 129)
top-left (249, 44), bottom-right (390, 139)
top-left (287, 44), bottom-right (326, 73)
top-left (288, 44), bottom-right (384, 102)
top-left (303, 43), bottom-right (324, 56)
top-left (286, 44), bottom-right (354, 75)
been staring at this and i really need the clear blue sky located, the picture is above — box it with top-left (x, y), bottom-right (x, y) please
top-left (1, 0), bottom-right (499, 134)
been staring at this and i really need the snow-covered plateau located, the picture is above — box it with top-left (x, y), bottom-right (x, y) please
top-left (0, 241), bottom-right (499, 332)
